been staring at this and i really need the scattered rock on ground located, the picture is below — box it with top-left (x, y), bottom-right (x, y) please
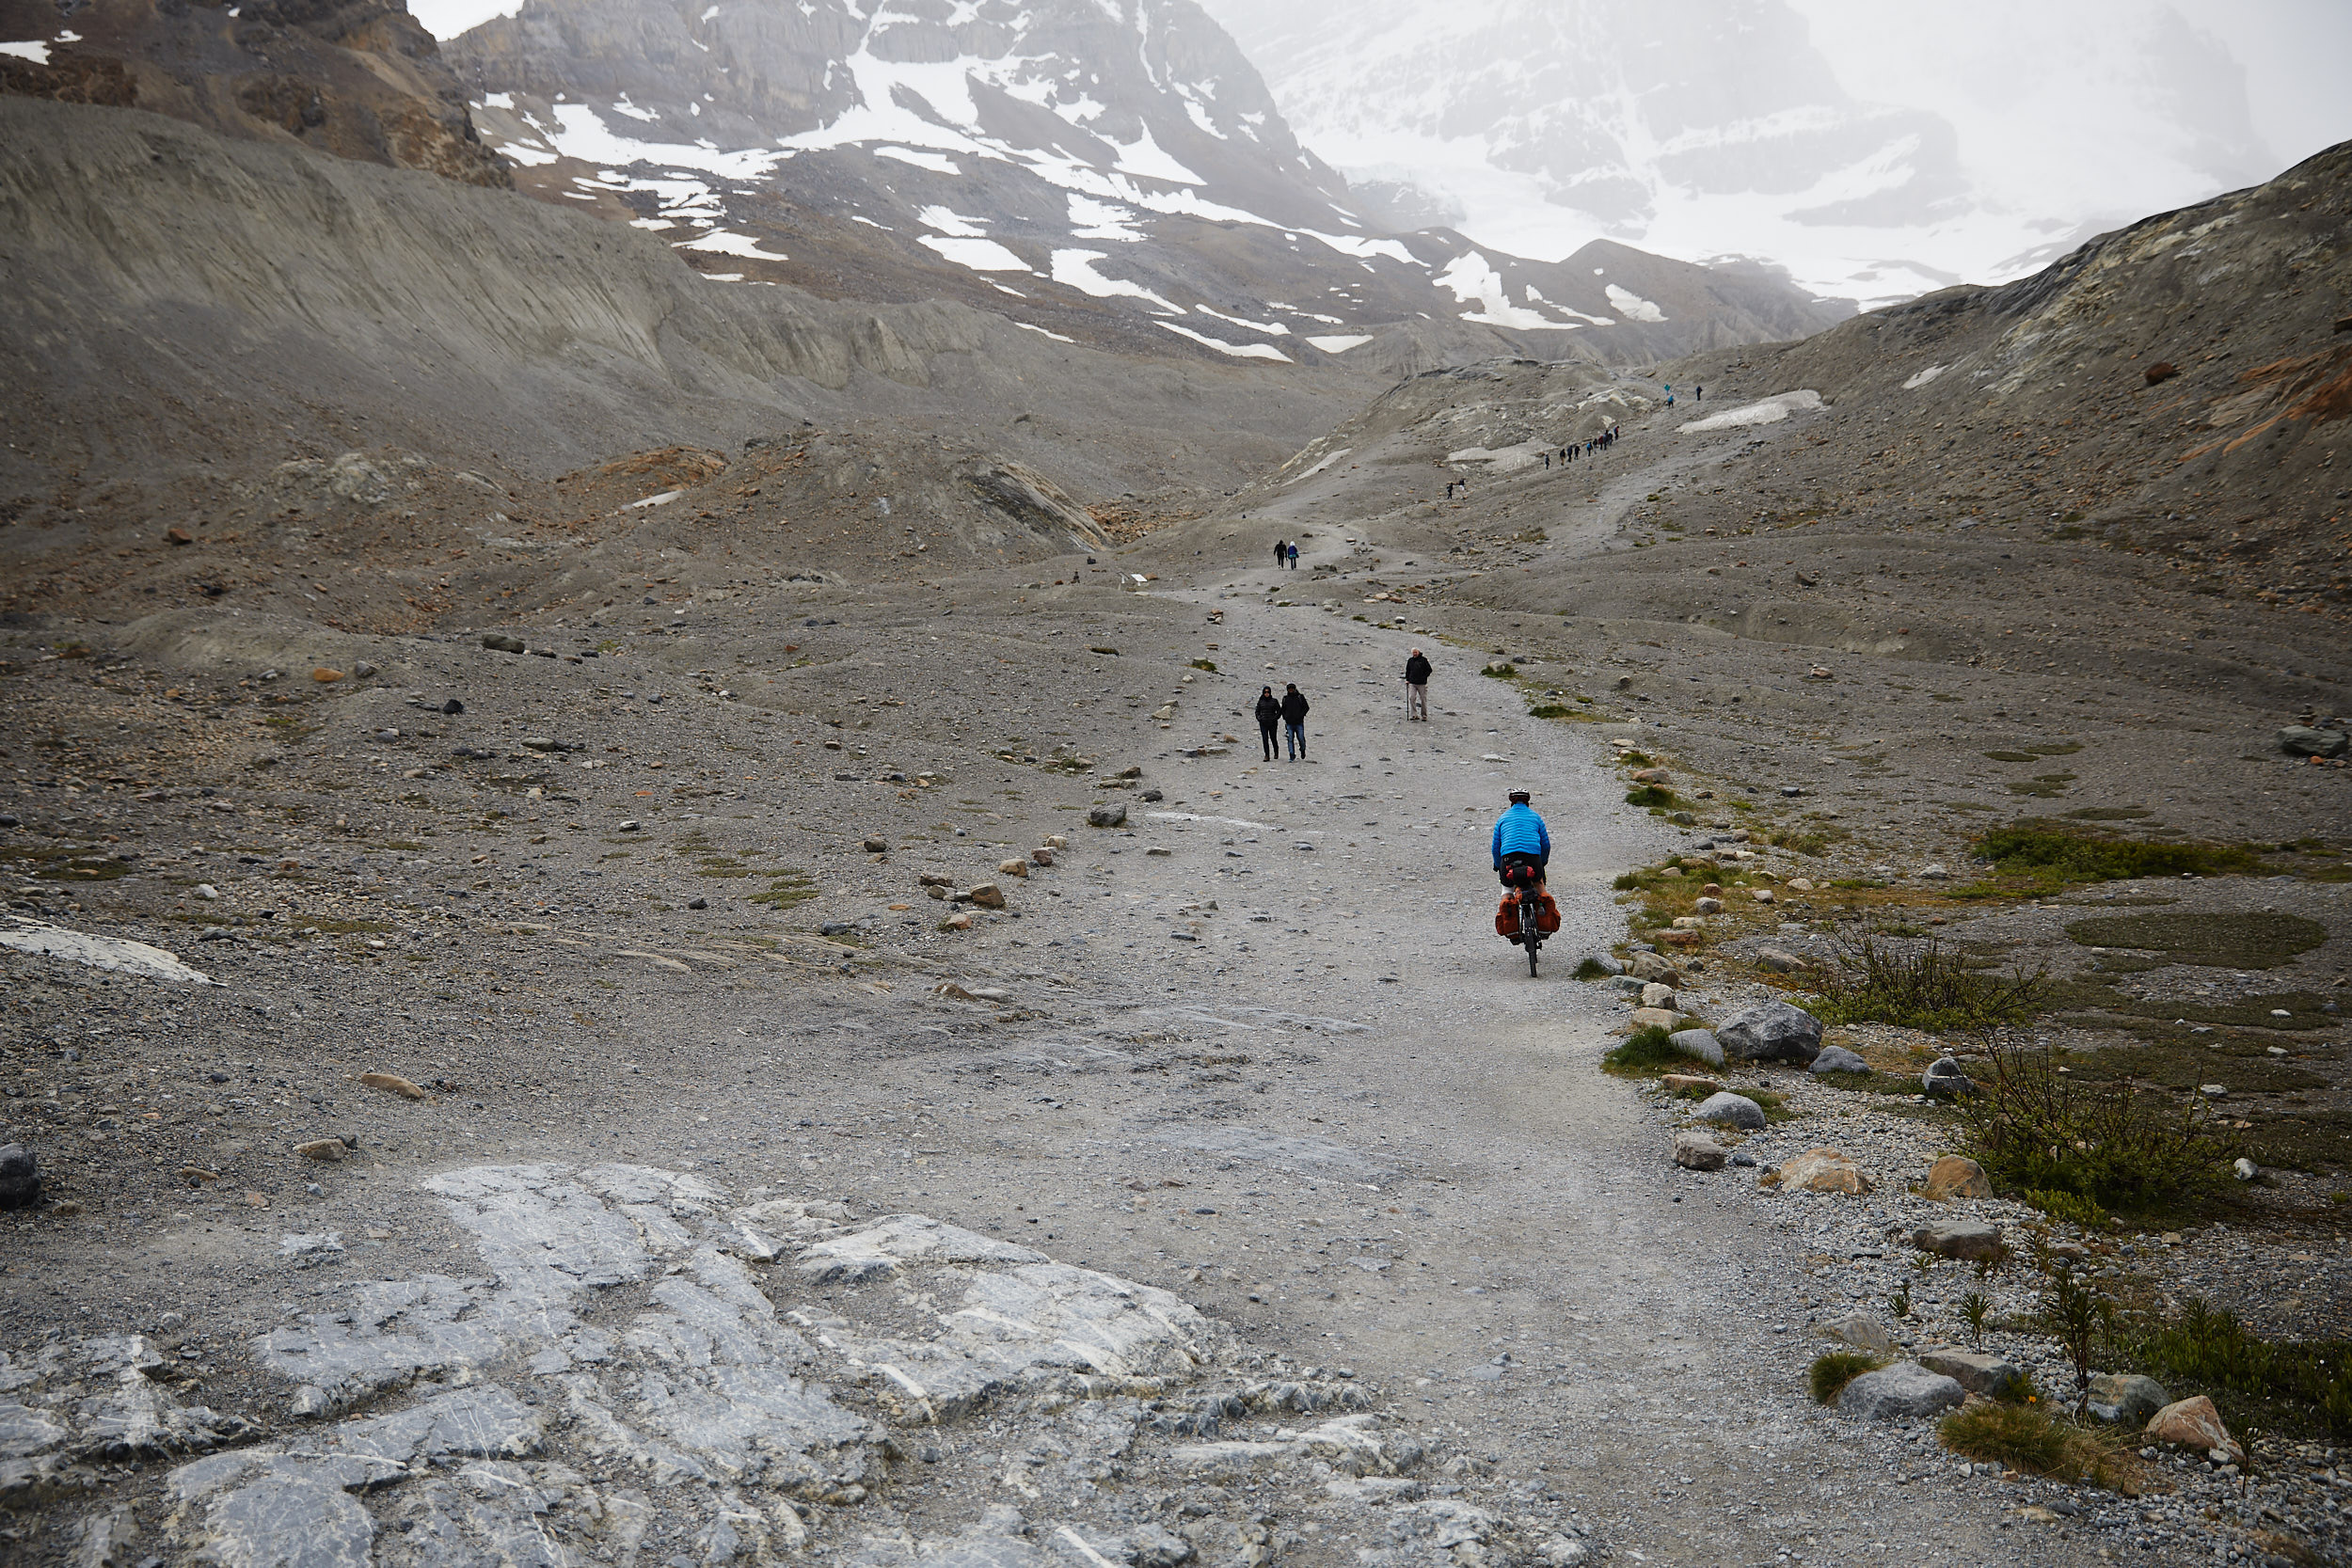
top-left (1809, 1045), bottom-right (1868, 1076)
top-left (1756, 946), bottom-right (1806, 972)
top-left (358, 1073), bottom-right (427, 1101)
top-left (2278, 725), bottom-right (2349, 759)
top-left (1919, 1350), bottom-right (2026, 1401)
top-left (1762, 1147), bottom-right (1872, 1195)
top-left (1087, 803), bottom-right (1129, 828)
top-left (1836, 1361), bottom-right (1965, 1421)
top-left (0, 1143), bottom-right (40, 1209)
top-left (1672, 1130), bottom-right (1725, 1171)
top-left (1640, 982), bottom-right (1677, 1009)
top-left (1692, 1092), bottom-right (1765, 1131)
top-left (1924, 1154), bottom-right (1993, 1201)
top-left (1666, 1028), bottom-right (1723, 1067)
top-left (2086, 1372), bottom-right (2172, 1427)
top-left (2147, 1395), bottom-right (2245, 1464)
top-left (1820, 1311), bottom-right (1897, 1356)
top-left (1629, 1007), bottom-right (1678, 1030)
top-left (967, 884), bottom-right (1007, 910)
top-left (1716, 1000), bottom-right (1823, 1064)
top-left (1911, 1220), bottom-right (2008, 1262)
top-left (1922, 1056), bottom-right (1975, 1097)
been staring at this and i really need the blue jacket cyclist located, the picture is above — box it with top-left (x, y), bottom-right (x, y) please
top-left (1491, 789), bottom-right (1550, 894)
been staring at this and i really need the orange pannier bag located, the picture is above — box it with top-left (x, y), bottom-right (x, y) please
top-left (1495, 898), bottom-right (1518, 937)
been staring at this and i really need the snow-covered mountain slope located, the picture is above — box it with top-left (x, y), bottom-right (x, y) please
top-left (441, 0), bottom-right (1849, 363)
top-left (1202, 0), bottom-right (2277, 307)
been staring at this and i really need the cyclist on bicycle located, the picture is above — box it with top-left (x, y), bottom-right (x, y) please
top-left (1491, 788), bottom-right (1560, 940)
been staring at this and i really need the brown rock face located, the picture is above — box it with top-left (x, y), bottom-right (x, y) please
top-left (1924, 1154), bottom-right (1994, 1201)
top-left (2147, 1395), bottom-right (2244, 1464)
top-left (0, 0), bottom-right (511, 187)
top-left (1762, 1148), bottom-right (1873, 1195)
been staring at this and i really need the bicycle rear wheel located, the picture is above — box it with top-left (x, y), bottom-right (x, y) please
top-left (1519, 899), bottom-right (1541, 975)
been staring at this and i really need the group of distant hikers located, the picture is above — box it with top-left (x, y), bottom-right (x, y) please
top-left (1270, 539), bottom-right (1299, 569)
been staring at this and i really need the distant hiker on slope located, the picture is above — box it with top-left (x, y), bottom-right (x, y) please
top-left (1404, 646), bottom-right (1432, 721)
top-left (1255, 686), bottom-right (1282, 760)
top-left (1286, 541), bottom-right (1299, 569)
top-left (1273, 538), bottom-right (1287, 569)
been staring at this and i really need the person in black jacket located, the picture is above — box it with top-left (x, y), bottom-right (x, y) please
top-left (1403, 646), bottom-right (1432, 721)
top-left (1279, 683), bottom-right (1311, 760)
top-left (1254, 686), bottom-right (1282, 760)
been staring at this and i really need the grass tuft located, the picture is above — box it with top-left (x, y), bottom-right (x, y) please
top-left (1809, 1352), bottom-right (1883, 1404)
top-left (1938, 1402), bottom-right (2128, 1486)
top-left (1572, 957), bottom-right (1613, 981)
top-left (1602, 1025), bottom-right (1702, 1078)
top-left (1624, 784), bottom-right (1677, 809)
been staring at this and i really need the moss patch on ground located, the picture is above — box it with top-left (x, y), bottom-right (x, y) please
top-left (2062, 909), bottom-right (2328, 969)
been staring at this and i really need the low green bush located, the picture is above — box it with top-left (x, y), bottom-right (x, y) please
top-left (2120, 1298), bottom-right (2352, 1440)
top-left (1974, 822), bottom-right (2260, 883)
top-left (1624, 784), bottom-right (1677, 809)
top-left (1812, 931), bottom-right (2048, 1032)
top-left (1957, 1039), bottom-right (2241, 1215)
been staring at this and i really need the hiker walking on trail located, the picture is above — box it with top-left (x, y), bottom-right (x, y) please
top-left (1255, 686), bottom-right (1281, 760)
top-left (1273, 538), bottom-right (1287, 569)
top-left (1404, 646), bottom-right (1432, 721)
top-left (1695, 385), bottom-right (1703, 402)
top-left (1286, 541), bottom-right (1299, 570)
top-left (1279, 683), bottom-right (1311, 759)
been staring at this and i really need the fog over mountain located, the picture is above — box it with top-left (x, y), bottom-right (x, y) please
top-left (1191, 0), bottom-right (2344, 305)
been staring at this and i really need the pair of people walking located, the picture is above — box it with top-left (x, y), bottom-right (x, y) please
top-left (1255, 683), bottom-right (1311, 759)
top-left (1270, 539), bottom-right (1298, 569)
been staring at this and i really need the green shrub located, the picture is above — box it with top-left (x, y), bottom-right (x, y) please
top-left (1624, 784), bottom-right (1677, 809)
top-left (1809, 1352), bottom-right (1882, 1404)
top-left (1573, 957), bottom-right (1613, 981)
top-left (1957, 1039), bottom-right (2240, 1215)
top-left (1974, 822), bottom-right (2260, 883)
top-left (1189, 658), bottom-right (1217, 672)
top-left (2119, 1298), bottom-right (2352, 1440)
top-left (1812, 931), bottom-right (2048, 1032)
top-left (1938, 1403), bottom-right (2123, 1485)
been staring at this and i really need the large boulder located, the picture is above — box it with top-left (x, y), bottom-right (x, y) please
top-left (2147, 1395), bottom-right (2244, 1464)
top-left (1911, 1220), bottom-right (2009, 1263)
top-left (2279, 725), bottom-right (2349, 759)
top-left (1762, 1148), bottom-right (1873, 1195)
top-left (1920, 1350), bottom-right (2026, 1401)
top-left (1924, 1154), bottom-right (1994, 1201)
top-left (1692, 1092), bottom-right (1765, 1131)
top-left (1087, 802), bottom-right (1129, 828)
top-left (1672, 1130), bottom-right (1725, 1171)
top-left (1837, 1361), bottom-right (1964, 1421)
top-left (1667, 1028), bottom-right (1724, 1067)
top-left (2086, 1372), bottom-right (2171, 1427)
top-left (1809, 1045), bottom-right (1869, 1076)
top-left (1629, 1006), bottom-right (1678, 1031)
top-left (1715, 1000), bottom-right (1823, 1064)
